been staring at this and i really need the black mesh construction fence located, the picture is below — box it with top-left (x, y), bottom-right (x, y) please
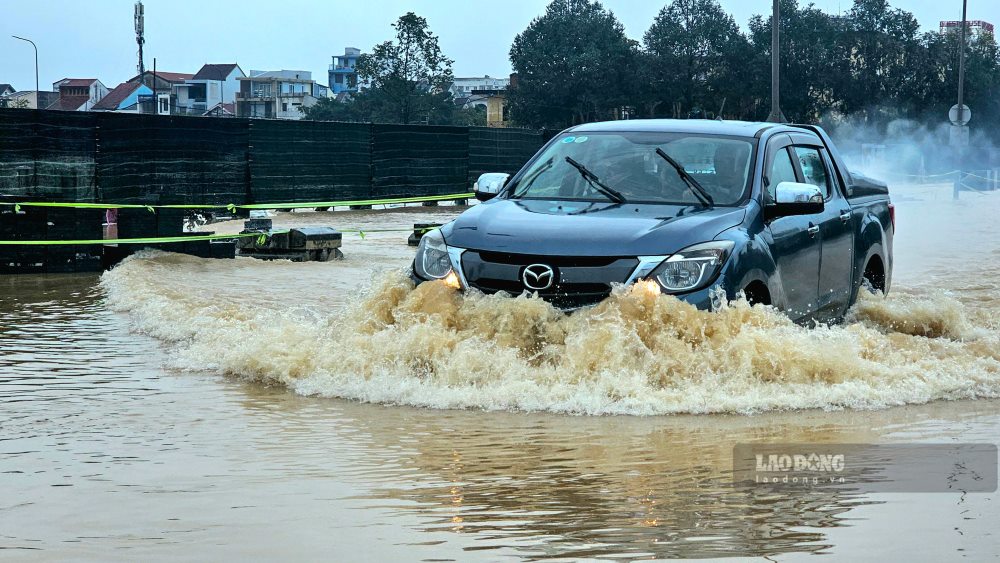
top-left (0, 109), bottom-right (97, 203)
top-left (250, 120), bottom-right (371, 203)
top-left (96, 112), bottom-right (249, 205)
top-left (0, 108), bottom-right (550, 208)
top-left (372, 124), bottom-right (469, 198)
top-left (468, 127), bottom-right (546, 183)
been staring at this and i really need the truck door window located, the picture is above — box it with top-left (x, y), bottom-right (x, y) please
top-left (767, 148), bottom-right (797, 201)
top-left (793, 146), bottom-right (831, 198)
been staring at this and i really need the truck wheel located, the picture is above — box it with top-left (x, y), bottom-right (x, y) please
top-left (742, 281), bottom-right (770, 306)
top-left (862, 258), bottom-right (886, 294)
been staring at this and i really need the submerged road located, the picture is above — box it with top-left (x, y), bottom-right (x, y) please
top-left (1, 186), bottom-right (998, 560)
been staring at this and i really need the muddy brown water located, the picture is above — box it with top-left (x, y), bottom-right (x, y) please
top-left (2, 189), bottom-right (999, 560)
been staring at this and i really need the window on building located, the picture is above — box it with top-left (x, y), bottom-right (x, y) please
top-left (334, 75), bottom-right (343, 84)
top-left (282, 102), bottom-right (288, 112)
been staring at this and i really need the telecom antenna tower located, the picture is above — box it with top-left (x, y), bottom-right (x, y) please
top-left (135, 1), bottom-right (146, 75)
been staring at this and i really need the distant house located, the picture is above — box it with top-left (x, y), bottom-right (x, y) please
top-left (202, 102), bottom-right (236, 118)
top-left (91, 82), bottom-right (154, 112)
top-left (47, 78), bottom-right (108, 111)
top-left (471, 88), bottom-right (509, 128)
top-left (0, 84), bottom-right (16, 108)
top-left (449, 76), bottom-right (510, 109)
top-left (127, 70), bottom-right (194, 91)
top-left (173, 63), bottom-right (245, 115)
top-left (329, 47), bottom-right (362, 95)
top-left (120, 70), bottom-right (193, 115)
top-left (4, 90), bottom-right (60, 109)
top-left (236, 70), bottom-right (323, 120)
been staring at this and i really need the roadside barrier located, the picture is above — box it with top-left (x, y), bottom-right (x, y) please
top-left (0, 227), bottom-right (438, 246)
top-left (0, 231), bottom-right (284, 246)
top-left (0, 194), bottom-right (465, 246)
top-left (0, 192), bottom-right (474, 213)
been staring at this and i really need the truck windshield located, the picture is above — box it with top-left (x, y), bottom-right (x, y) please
top-left (508, 132), bottom-right (755, 206)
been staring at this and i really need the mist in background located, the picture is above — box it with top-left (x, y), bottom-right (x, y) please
top-left (827, 117), bottom-right (1000, 183)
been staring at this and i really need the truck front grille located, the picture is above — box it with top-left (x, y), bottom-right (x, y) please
top-left (460, 251), bottom-right (639, 309)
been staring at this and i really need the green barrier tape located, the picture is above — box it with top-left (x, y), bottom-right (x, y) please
top-left (239, 193), bottom-right (472, 210)
top-left (339, 227), bottom-right (436, 234)
top-left (0, 225), bottom-right (442, 246)
top-left (0, 231), bottom-right (289, 246)
top-left (0, 193), bottom-right (474, 212)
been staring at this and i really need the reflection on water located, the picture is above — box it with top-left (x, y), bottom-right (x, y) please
top-left (2, 193), bottom-right (999, 559)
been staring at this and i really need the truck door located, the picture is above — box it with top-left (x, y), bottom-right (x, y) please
top-left (792, 145), bottom-right (854, 319)
top-left (764, 138), bottom-right (822, 321)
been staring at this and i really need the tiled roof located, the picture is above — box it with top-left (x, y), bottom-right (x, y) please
top-left (92, 82), bottom-right (143, 110)
top-left (192, 63), bottom-right (241, 81)
top-left (47, 96), bottom-right (90, 111)
top-left (154, 71), bottom-right (194, 82)
top-left (128, 71), bottom-right (194, 84)
top-left (57, 78), bottom-right (99, 87)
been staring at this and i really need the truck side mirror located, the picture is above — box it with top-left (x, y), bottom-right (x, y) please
top-left (473, 173), bottom-right (510, 202)
top-left (766, 181), bottom-right (824, 219)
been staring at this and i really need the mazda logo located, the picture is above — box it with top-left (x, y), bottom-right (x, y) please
top-left (522, 263), bottom-right (556, 291)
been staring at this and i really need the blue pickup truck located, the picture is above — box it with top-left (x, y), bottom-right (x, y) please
top-left (412, 120), bottom-right (894, 323)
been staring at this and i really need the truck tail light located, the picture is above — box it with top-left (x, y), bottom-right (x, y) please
top-left (888, 202), bottom-right (896, 232)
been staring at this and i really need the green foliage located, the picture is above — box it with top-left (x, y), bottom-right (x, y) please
top-left (354, 12), bottom-right (456, 125)
top-left (301, 97), bottom-right (366, 122)
top-left (507, 0), bottom-right (1000, 137)
top-left (0, 97), bottom-right (30, 109)
top-left (302, 12), bottom-right (473, 126)
top-left (450, 105), bottom-right (487, 127)
top-left (643, 0), bottom-right (751, 119)
top-left (508, 0), bottom-right (639, 128)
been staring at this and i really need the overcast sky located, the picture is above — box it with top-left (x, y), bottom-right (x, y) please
top-left (0, 1), bottom-right (995, 92)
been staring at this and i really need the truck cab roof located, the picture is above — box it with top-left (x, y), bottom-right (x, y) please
top-left (567, 119), bottom-right (806, 139)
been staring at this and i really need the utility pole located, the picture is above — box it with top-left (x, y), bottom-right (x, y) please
top-left (956, 0), bottom-right (968, 125)
top-left (952, 0), bottom-right (970, 200)
top-left (12, 36), bottom-right (39, 98)
top-left (766, 0), bottom-right (786, 123)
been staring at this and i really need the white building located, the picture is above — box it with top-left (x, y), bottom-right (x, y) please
top-left (939, 20), bottom-right (995, 38)
top-left (236, 70), bottom-right (323, 120)
top-left (173, 64), bottom-right (245, 115)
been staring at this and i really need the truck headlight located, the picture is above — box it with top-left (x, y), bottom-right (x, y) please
top-left (651, 240), bottom-right (734, 293)
top-left (414, 228), bottom-right (453, 280)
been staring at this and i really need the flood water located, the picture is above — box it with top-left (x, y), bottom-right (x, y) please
top-left (2, 187), bottom-right (999, 560)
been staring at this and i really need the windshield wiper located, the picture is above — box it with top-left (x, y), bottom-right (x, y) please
top-left (654, 148), bottom-right (713, 207)
top-left (564, 157), bottom-right (627, 204)
top-left (508, 157), bottom-right (553, 199)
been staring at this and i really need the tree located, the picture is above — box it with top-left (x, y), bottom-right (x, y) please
top-left (508, 0), bottom-right (639, 128)
top-left (450, 105), bottom-right (487, 127)
top-left (300, 97), bottom-right (368, 122)
top-left (354, 12), bottom-right (455, 124)
top-left (0, 96), bottom-right (29, 109)
top-left (643, 0), bottom-right (751, 119)
top-left (906, 28), bottom-right (1000, 129)
top-left (747, 0), bottom-right (850, 123)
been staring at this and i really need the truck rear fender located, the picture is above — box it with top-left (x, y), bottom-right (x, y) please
top-left (852, 202), bottom-right (892, 299)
